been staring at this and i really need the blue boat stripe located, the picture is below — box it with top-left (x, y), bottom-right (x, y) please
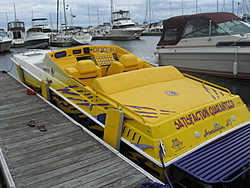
top-left (67, 97), bottom-right (87, 101)
top-left (134, 110), bottom-right (157, 115)
top-left (125, 105), bottom-right (156, 111)
top-left (79, 75), bottom-right (98, 79)
top-left (160, 110), bottom-right (176, 113)
top-left (67, 85), bottom-right (78, 88)
top-left (160, 113), bottom-right (170, 115)
top-left (77, 103), bottom-right (89, 106)
top-left (63, 91), bottom-right (80, 95)
top-left (57, 88), bottom-right (70, 92)
top-left (141, 115), bottom-right (158, 118)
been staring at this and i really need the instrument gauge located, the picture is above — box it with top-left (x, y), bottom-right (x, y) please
top-left (98, 47), bottom-right (102, 51)
top-left (93, 47), bottom-right (97, 52)
top-left (103, 47), bottom-right (107, 52)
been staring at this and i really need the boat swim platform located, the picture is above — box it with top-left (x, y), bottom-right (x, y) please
top-left (0, 72), bottom-right (161, 188)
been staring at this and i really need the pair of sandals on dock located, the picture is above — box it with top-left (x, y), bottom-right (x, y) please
top-left (28, 120), bottom-right (47, 132)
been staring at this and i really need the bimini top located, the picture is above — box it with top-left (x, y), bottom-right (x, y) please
top-left (157, 12), bottom-right (244, 46)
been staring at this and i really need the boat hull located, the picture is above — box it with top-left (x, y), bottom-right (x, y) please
top-left (24, 38), bottom-right (49, 49)
top-left (11, 39), bottom-right (25, 47)
top-left (155, 47), bottom-right (250, 79)
top-left (70, 34), bottom-right (92, 45)
top-left (93, 29), bottom-right (144, 40)
top-left (0, 40), bottom-right (12, 52)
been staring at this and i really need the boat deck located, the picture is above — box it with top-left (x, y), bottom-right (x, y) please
top-left (0, 72), bottom-right (160, 188)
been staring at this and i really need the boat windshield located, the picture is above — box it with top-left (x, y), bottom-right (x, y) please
top-left (183, 19), bottom-right (250, 39)
top-left (0, 31), bottom-right (7, 37)
top-left (183, 19), bottom-right (229, 38)
top-left (217, 20), bottom-right (250, 34)
top-left (113, 24), bottom-right (137, 29)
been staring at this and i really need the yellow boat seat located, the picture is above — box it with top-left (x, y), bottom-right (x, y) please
top-left (65, 60), bottom-right (102, 86)
top-left (93, 66), bottom-right (184, 95)
top-left (107, 54), bottom-right (142, 75)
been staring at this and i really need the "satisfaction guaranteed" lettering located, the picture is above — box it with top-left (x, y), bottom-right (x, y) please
top-left (174, 100), bottom-right (234, 130)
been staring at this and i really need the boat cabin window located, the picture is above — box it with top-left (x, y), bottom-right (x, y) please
top-left (42, 28), bottom-right (52, 33)
top-left (13, 31), bottom-right (22, 39)
top-left (182, 19), bottom-right (209, 37)
top-left (27, 28), bottom-right (43, 33)
top-left (218, 20), bottom-right (250, 35)
top-left (183, 19), bottom-right (229, 38)
top-left (163, 28), bottom-right (178, 41)
top-left (0, 32), bottom-right (7, 37)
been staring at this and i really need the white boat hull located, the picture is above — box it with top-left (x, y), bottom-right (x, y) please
top-left (11, 39), bottom-right (25, 47)
top-left (0, 40), bottom-right (12, 52)
top-left (109, 29), bottom-right (144, 39)
top-left (24, 38), bottom-right (49, 49)
top-left (70, 34), bottom-right (92, 45)
top-left (155, 47), bottom-right (250, 79)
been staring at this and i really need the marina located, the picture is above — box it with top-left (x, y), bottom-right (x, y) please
top-left (0, 36), bottom-right (250, 188)
top-left (0, 0), bottom-right (250, 186)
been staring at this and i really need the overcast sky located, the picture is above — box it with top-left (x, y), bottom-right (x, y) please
top-left (1, 0), bottom-right (249, 31)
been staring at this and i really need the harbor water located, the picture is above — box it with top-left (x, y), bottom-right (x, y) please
top-left (0, 36), bottom-right (250, 187)
top-left (1, 36), bottom-right (250, 105)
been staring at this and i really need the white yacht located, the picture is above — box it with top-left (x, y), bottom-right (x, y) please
top-left (7, 20), bottom-right (25, 47)
top-left (110, 10), bottom-right (144, 39)
top-left (154, 12), bottom-right (250, 79)
top-left (93, 10), bottom-right (144, 40)
top-left (24, 18), bottom-right (51, 49)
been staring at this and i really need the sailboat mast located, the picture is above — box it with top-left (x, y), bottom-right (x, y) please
top-left (14, 3), bottom-right (17, 21)
top-left (88, 4), bottom-right (90, 26)
top-left (97, 8), bottom-right (99, 26)
top-left (111, 0), bottom-right (114, 21)
top-left (63, 0), bottom-right (67, 30)
top-left (57, 0), bottom-right (59, 32)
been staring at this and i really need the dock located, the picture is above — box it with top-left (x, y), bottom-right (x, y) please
top-left (0, 72), bottom-right (161, 188)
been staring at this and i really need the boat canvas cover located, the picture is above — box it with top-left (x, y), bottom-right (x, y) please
top-left (172, 124), bottom-right (250, 184)
top-left (157, 12), bottom-right (243, 46)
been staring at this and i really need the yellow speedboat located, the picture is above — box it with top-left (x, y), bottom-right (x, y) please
top-left (11, 45), bottom-right (250, 187)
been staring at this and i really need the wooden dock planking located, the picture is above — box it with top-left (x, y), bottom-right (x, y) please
top-left (0, 72), bottom-right (160, 188)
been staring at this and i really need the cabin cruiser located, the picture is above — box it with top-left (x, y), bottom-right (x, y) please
top-left (110, 10), bottom-right (144, 39)
top-left (24, 18), bottom-right (51, 49)
top-left (154, 12), bottom-right (250, 79)
top-left (0, 29), bottom-right (12, 52)
top-left (11, 45), bottom-right (250, 187)
top-left (7, 20), bottom-right (25, 47)
top-left (93, 10), bottom-right (144, 40)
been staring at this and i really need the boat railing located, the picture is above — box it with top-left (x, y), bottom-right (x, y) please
top-left (183, 73), bottom-right (232, 95)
